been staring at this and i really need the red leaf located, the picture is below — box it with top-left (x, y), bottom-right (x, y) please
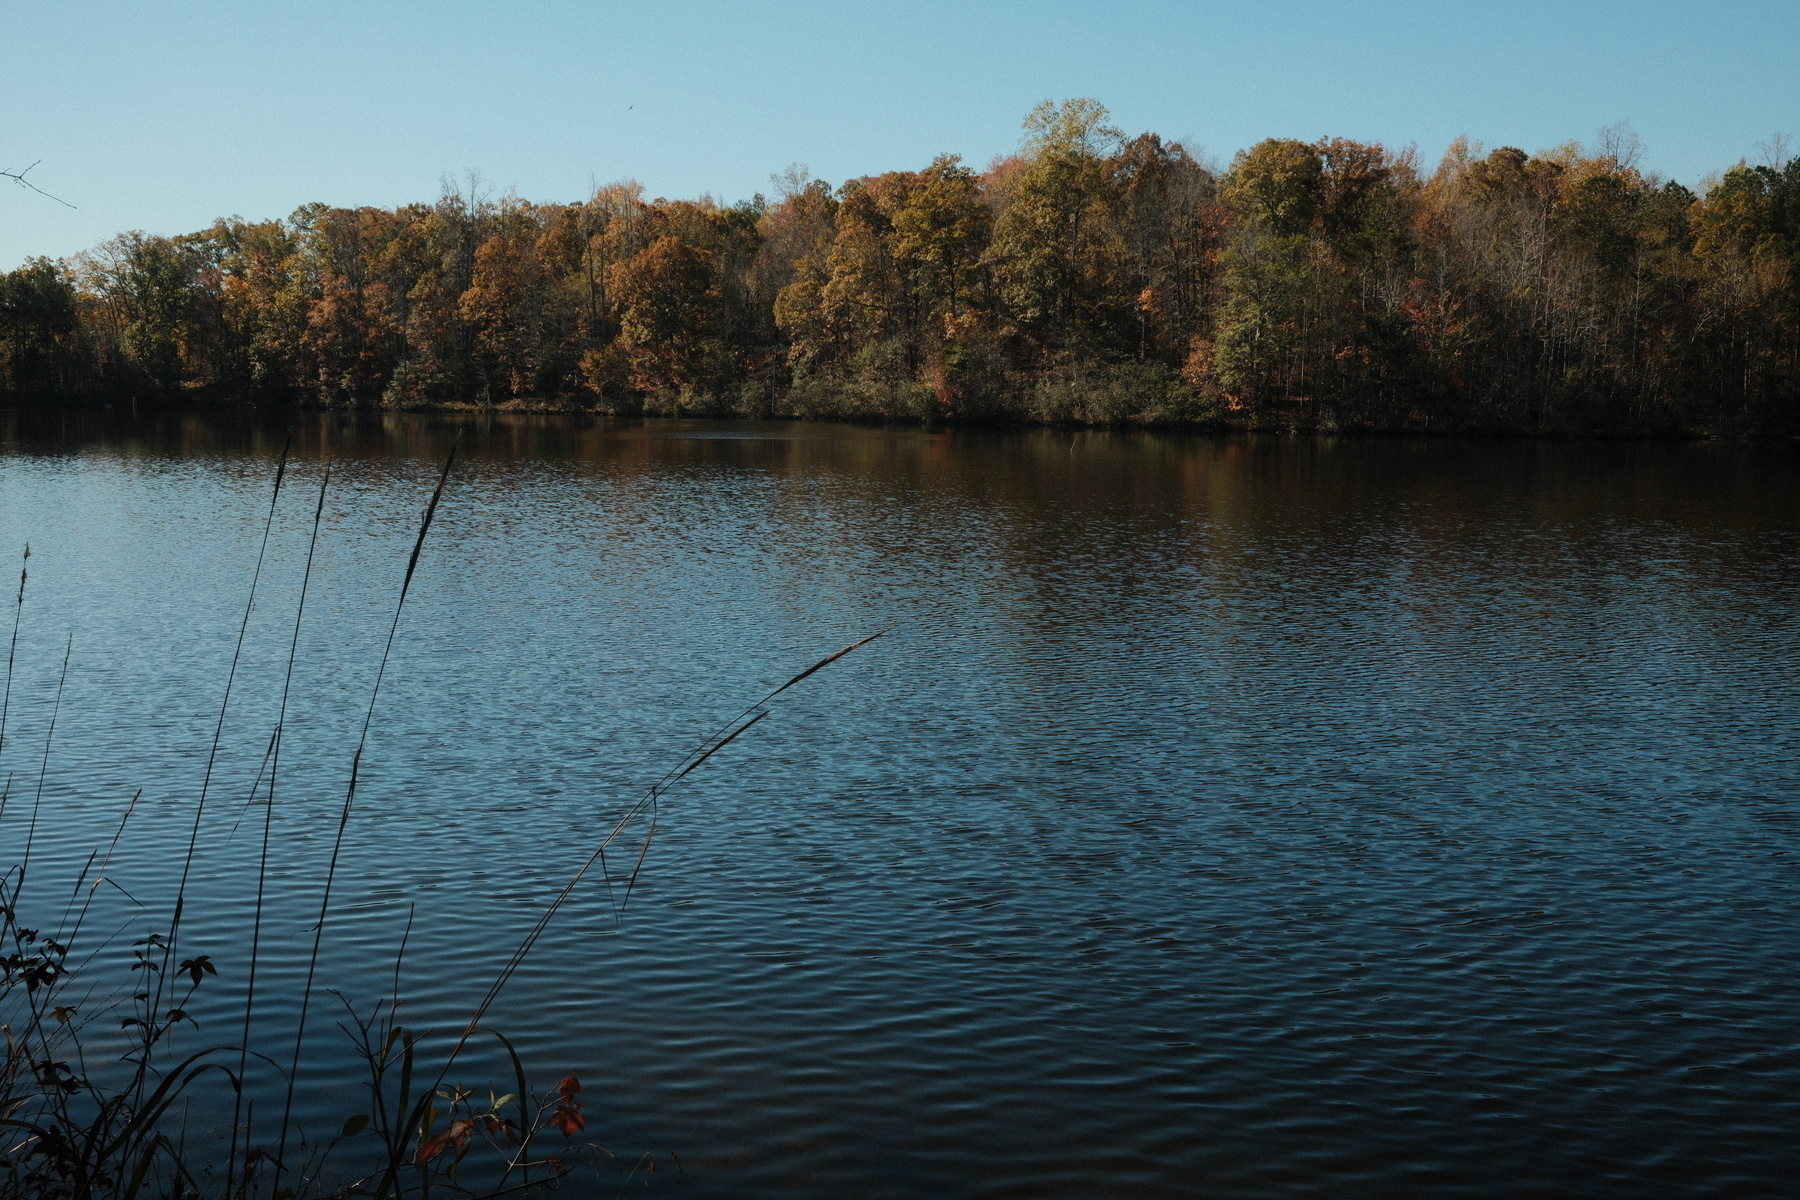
top-left (415, 1132), bottom-right (451, 1165)
top-left (415, 1118), bottom-right (475, 1165)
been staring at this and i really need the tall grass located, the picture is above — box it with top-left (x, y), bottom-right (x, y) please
top-left (231, 460), bottom-right (325, 1196)
top-left (16, 634), bottom-right (71, 888)
top-left (155, 439), bottom-right (290, 1029)
top-left (0, 444), bottom-right (881, 1198)
top-left (0, 544), bottom-right (28, 791)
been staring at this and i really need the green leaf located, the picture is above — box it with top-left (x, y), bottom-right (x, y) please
top-left (341, 1113), bottom-right (370, 1138)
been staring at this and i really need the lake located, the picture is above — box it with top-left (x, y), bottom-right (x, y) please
top-left (1, 409), bottom-right (1796, 1197)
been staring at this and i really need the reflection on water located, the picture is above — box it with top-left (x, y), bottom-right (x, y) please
top-left (1, 410), bottom-right (1797, 1197)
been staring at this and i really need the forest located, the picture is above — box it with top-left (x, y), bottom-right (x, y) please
top-left (2, 101), bottom-right (1796, 433)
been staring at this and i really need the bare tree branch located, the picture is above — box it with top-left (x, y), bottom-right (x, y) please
top-left (1, 161), bottom-right (76, 208)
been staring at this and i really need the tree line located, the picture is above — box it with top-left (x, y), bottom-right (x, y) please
top-left (3, 101), bottom-right (1796, 433)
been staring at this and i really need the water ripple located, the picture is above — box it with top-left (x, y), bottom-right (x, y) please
top-left (0, 414), bottom-right (1796, 1196)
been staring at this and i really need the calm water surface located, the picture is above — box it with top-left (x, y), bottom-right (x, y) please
top-left (1, 411), bottom-right (1796, 1197)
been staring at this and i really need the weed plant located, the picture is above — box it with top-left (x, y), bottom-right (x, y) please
top-left (0, 442), bottom-right (880, 1198)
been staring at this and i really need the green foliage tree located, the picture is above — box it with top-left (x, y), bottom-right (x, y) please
top-left (985, 99), bottom-right (1130, 360)
top-left (0, 258), bottom-right (82, 398)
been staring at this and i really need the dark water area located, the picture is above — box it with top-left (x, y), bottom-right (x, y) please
top-left (1, 409), bottom-right (1797, 1197)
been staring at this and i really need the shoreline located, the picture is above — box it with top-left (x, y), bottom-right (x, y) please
top-left (4, 397), bottom-right (1792, 443)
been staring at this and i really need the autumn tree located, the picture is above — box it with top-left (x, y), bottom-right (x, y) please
top-left (1687, 153), bottom-right (1800, 426)
top-left (605, 234), bottom-right (722, 396)
top-left (764, 174), bottom-right (840, 377)
top-left (9, 101), bottom-right (1793, 432)
top-left (1106, 133), bottom-right (1220, 361)
top-left (1202, 136), bottom-right (1421, 425)
top-left (985, 99), bottom-right (1130, 361)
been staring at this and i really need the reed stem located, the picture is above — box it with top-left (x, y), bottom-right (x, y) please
top-left (18, 633), bottom-right (71, 888)
top-left (273, 440), bottom-right (457, 1197)
top-left (0, 543), bottom-right (31, 811)
top-left (440, 630), bottom-right (886, 1190)
top-left (150, 436), bottom-right (290, 1104)
top-left (228, 461), bottom-right (328, 1196)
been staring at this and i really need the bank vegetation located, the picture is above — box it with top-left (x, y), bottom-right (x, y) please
top-left (2, 102), bottom-right (1796, 434)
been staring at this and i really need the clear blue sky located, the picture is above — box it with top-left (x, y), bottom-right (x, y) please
top-left (3, 0), bottom-right (1795, 269)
